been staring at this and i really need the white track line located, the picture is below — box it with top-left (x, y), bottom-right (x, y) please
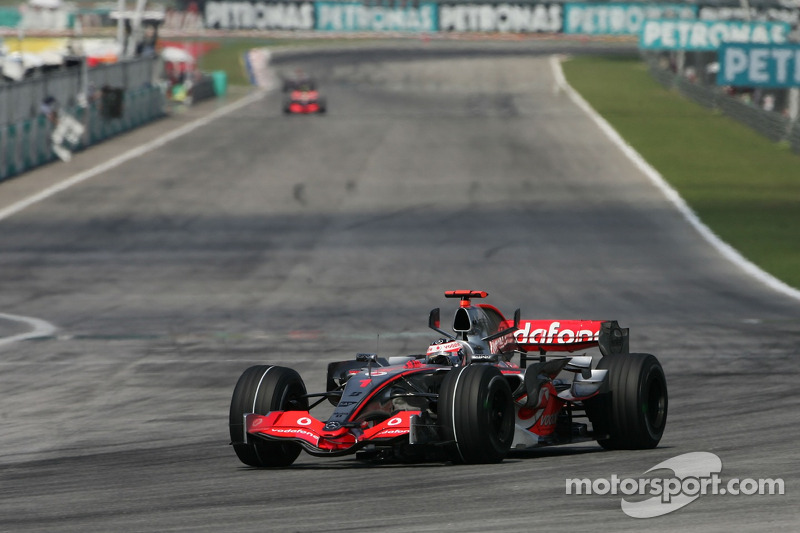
top-left (0, 312), bottom-right (57, 347)
top-left (0, 89), bottom-right (266, 222)
top-left (550, 55), bottom-right (800, 303)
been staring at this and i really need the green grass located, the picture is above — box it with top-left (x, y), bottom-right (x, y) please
top-left (563, 55), bottom-right (800, 290)
top-left (195, 38), bottom-right (285, 86)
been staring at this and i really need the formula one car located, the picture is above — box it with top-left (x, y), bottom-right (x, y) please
top-left (282, 78), bottom-right (326, 114)
top-left (229, 290), bottom-right (668, 466)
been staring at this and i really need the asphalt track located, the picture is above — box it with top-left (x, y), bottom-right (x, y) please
top-left (0, 41), bottom-right (798, 531)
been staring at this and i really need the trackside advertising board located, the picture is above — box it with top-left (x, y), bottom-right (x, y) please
top-left (205, 1), bottom-right (315, 30)
top-left (200, 1), bottom-right (795, 36)
top-left (438, 3), bottom-right (562, 33)
top-left (315, 2), bottom-right (437, 32)
top-left (717, 44), bottom-right (800, 88)
top-left (204, 1), bottom-right (436, 31)
top-left (564, 3), bottom-right (696, 36)
top-left (640, 19), bottom-right (791, 51)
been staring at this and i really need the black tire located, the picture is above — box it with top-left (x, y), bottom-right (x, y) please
top-left (229, 365), bottom-right (308, 467)
top-left (438, 365), bottom-right (515, 464)
top-left (584, 353), bottom-right (668, 450)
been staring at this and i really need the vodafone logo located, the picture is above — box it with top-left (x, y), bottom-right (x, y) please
top-left (296, 417), bottom-right (312, 426)
top-left (427, 341), bottom-right (462, 355)
top-left (515, 321), bottom-right (599, 345)
top-left (537, 413), bottom-right (558, 427)
top-left (387, 417), bottom-right (403, 426)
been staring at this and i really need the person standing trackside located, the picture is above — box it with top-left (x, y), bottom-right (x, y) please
top-left (40, 95), bottom-right (59, 126)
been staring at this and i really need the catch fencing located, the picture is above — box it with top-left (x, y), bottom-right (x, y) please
top-left (0, 85), bottom-right (165, 181)
top-left (0, 56), bottom-right (167, 181)
top-left (0, 57), bottom-right (160, 127)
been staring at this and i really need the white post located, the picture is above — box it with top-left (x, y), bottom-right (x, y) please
top-left (130, 0), bottom-right (148, 57)
top-left (116, 0), bottom-right (126, 53)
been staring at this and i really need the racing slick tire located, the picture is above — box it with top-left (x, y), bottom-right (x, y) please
top-left (584, 353), bottom-right (667, 450)
top-left (229, 365), bottom-right (309, 467)
top-left (438, 364), bottom-right (515, 464)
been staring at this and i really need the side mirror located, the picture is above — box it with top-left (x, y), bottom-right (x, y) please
top-left (356, 353), bottom-right (379, 363)
top-left (429, 308), bottom-right (454, 339)
top-left (429, 308), bottom-right (440, 329)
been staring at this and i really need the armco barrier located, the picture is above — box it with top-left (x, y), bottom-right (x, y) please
top-left (717, 96), bottom-right (792, 144)
top-left (790, 122), bottom-right (800, 154)
top-left (646, 58), bottom-right (799, 154)
top-left (675, 77), bottom-right (720, 111)
top-left (0, 85), bottom-right (165, 182)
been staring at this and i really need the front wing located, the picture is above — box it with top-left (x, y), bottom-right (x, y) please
top-left (244, 410), bottom-right (423, 456)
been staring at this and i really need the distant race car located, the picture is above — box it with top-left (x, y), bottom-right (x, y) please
top-left (229, 290), bottom-right (668, 466)
top-left (282, 78), bottom-right (326, 114)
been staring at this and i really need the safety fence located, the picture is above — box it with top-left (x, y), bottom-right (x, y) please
top-left (0, 85), bottom-right (165, 181)
top-left (644, 55), bottom-right (800, 154)
top-left (0, 56), bottom-right (160, 128)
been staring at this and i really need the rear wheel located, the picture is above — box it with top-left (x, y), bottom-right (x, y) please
top-left (584, 353), bottom-right (667, 449)
top-left (438, 365), bottom-right (514, 464)
top-left (229, 365), bottom-right (308, 467)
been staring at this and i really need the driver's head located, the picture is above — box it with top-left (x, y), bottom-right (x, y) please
top-left (427, 351), bottom-right (461, 366)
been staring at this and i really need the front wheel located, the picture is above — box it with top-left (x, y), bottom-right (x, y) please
top-left (438, 364), bottom-right (515, 464)
top-left (229, 365), bottom-right (308, 467)
top-left (584, 353), bottom-right (668, 450)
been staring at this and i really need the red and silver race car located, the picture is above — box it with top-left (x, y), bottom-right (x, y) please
top-left (282, 79), bottom-right (326, 114)
top-left (229, 290), bottom-right (668, 466)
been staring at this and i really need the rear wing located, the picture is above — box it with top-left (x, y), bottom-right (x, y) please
top-left (502, 319), bottom-right (629, 357)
